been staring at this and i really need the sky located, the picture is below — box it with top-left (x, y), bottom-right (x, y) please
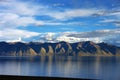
top-left (0, 0), bottom-right (120, 46)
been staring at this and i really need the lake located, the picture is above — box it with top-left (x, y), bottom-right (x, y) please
top-left (0, 56), bottom-right (120, 80)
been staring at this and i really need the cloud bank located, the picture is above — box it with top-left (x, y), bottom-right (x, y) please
top-left (34, 29), bottom-right (120, 46)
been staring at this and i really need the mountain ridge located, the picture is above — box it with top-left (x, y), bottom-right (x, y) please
top-left (0, 41), bottom-right (120, 56)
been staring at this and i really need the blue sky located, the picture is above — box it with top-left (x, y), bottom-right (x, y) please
top-left (0, 0), bottom-right (120, 46)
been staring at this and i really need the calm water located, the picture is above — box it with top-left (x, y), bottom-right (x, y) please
top-left (0, 56), bottom-right (120, 80)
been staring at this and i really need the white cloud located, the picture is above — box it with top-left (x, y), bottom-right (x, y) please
top-left (42, 22), bottom-right (84, 26)
top-left (0, 13), bottom-right (44, 28)
top-left (55, 32), bottom-right (103, 43)
top-left (100, 19), bottom-right (120, 27)
top-left (109, 11), bottom-right (120, 17)
top-left (0, 0), bottom-right (90, 28)
top-left (115, 23), bottom-right (120, 27)
top-left (37, 31), bottom-right (102, 43)
top-left (60, 28), bottom-right (73, 30)
top-left (0, 29), bottom-right (40, 41)
top-left (0, 0), bottom-right (39, 16)
top-left (44, 32), bottom-right (56, 41)
top-left (100, 19), bottom-right (115, 23)
top-left (0, 0), bottom-right (45, 28)
top-left (14, 17), bottom-right (44, 27)
top-left (56, 36), bottom-right (81, 43)
top-left (47, 9), bottom-right (100, 20)
top-left (53, 3), bottom-right (64, 7)
top-left (7, 37), bottom-right (22, 42)
top-left (36, 29), bottom-right (120, 44)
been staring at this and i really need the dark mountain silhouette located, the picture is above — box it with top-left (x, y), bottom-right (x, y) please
top-left (0, 41), bottom-right (120, 56)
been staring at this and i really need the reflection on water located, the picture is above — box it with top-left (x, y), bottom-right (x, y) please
top-left (0, 56), bottom-right (120, 79)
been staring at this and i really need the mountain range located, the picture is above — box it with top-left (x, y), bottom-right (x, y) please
top-left (0, 41), bottom-right (120, 56)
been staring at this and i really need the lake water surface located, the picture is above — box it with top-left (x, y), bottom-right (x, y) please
top-left (0, 56), bottom-right (120, 80)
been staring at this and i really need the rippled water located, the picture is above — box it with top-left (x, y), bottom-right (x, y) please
top-left (0, 56), bottom-right (120, 80)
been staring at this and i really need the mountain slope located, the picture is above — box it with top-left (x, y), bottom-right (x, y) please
top-left (0, 41), bottom-right (120, 56)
